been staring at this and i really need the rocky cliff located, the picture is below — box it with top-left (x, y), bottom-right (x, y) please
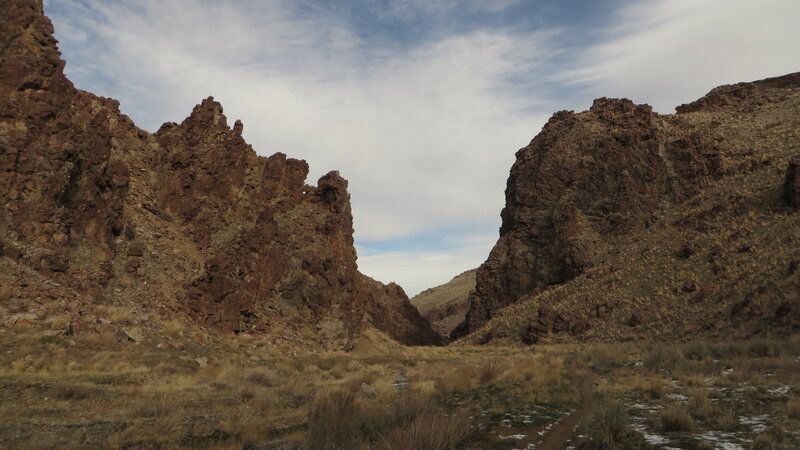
top-left (454, 73), bottom-right (800, 344)
top-left (0, 0), bottom-right (440, 348)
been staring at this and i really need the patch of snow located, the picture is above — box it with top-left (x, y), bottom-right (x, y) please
top-left (767, 385), bottom-right (790, 396)
top-left (739, 414), bottom-right (770, 433)
top-left (627, 403), bottom-right (664, 412)
top-left (631, 423), bottom-right (671, 446)
top-left (667, 393), bottom-right (688, 402)
top-left (733, 386), bottom-right (756, 395)
top-left (500, 434), bottom-right (526, 440)
top-left (696, 431), bottom-right (748, 450)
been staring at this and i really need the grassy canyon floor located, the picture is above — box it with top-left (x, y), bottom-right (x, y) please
top-left (0, 318), bottom-right (798, 449)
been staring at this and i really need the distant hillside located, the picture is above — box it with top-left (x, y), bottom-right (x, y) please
top-left (411, 269), bottom-right (476, 337)
top-left (453, 73), bottom-right (800, 344)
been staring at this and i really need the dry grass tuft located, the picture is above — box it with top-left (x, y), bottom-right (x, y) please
top-left (437, 366), bottom-right (475, 395)
top-left (378, 409), bottom-right (474, 450)
top-left (785, 400), bottom-right (800, 420)
top-left (589, 345), bottom-right (627, 372)
top-left (576, 402), bottom-right (636, 450)
top-left (647, 376), bottom-right (665, 400)
top-left (247, 368), bottom-right (278, 387)
top-left (660, 405), bottom-right (696, 432)
top-left (644, 344), bottom-right (683, 370)
top-left (687, 388), bottom-right (712, 419)
top-left (747, 339), bottom-right (782, 358)
top-left (477, 359), bottom-right (505, 384)
top-left (307, 390), bottom-right (362, 449)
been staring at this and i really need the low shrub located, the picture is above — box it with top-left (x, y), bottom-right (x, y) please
top-left (576, 402), bottom-right (634, 450)
top-left (378, 409), bottom-right (474, 450)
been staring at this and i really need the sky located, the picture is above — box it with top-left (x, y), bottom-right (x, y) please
top-left (43, 0), bottom-right (800, 296)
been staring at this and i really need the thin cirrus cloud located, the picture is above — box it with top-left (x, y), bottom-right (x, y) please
top-left (43, 0), bottom-right (799, 296)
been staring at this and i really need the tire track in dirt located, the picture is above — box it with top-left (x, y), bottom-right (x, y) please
top-left (519, 376), bottom-right (595, 450)
top-left (500, 377), bottom-right (594, 450)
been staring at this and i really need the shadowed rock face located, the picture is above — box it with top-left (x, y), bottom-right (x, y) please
top-left (786, 160), bottom-right (800, 208)
top-left (0, 0), bottom-right (440, 347)
top-left (453, 72), bottom-right (800, 343)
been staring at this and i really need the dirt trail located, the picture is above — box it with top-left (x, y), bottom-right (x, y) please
top-left (516, 376), bottom-right (596, 450)
top-left (534, 376), bottom-right (595, 450)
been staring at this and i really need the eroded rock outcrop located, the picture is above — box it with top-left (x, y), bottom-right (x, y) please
top-left (455, 73), bottom-right (800, 343)
top-left (453, 98), bottom-right (722, 337)
top-left (0, 0), bottom-right (440, 348)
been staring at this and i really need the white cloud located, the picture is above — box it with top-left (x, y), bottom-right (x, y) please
top-left (45, 0), bottom-right (798, 295)
top-left (46, 0), bottom-right (551, 293)
top-left (568, 0), bottom-right (800, 112)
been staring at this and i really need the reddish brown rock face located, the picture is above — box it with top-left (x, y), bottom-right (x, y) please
top-left (0, 0), bottom-right (440, 348)
top-left (454, 72), bottom-right (800, 344)
top-left (0, 0), bottom-right (135, 288)
top-left (453, 98), bottom-right (722, 338)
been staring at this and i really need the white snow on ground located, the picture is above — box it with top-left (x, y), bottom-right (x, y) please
top-left (631, 417), bottom-right (670, 446)
top-left (667, 393), bottom-right (688, 402)
top-left (537, 422), bottom-right (554, 436)
top-left (695, 431), bottom-right (749, 450)
top-left (631, 423), bottom-right (672, 446)
top-left (627, 403), bottom-right (664, 412)
top-left (500, 434), bottom-right (526, 440)
top-left (767, 384), bottom-right (790, 396)
top-left (739, 414), bottom-right (770, 433)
